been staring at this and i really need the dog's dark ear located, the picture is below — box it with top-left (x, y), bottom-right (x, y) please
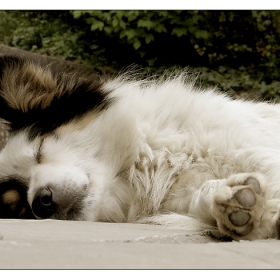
top-left (0, 55), bottom-right (112, 137)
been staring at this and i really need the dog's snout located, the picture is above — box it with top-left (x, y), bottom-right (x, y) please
top-left (32, 187), bottom-right (56, 218)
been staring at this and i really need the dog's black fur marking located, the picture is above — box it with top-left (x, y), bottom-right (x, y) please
top-left (0, 55), bottom-right (113, 139)
top-left (25, 80), bottom-right (112, 140)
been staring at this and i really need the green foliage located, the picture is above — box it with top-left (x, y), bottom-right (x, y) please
top-left (0, 11), bottom-right (19, 45)
top-left (0, 11), bottom-right (91, 63)
top-left (196, 66), bottom-right (280, 102)
top-left (72, 10), bottom-right (207, 63)
top-left (1, 11), bottom-right (280, 101)
top-left (71, 11), bottom-right (280, 71)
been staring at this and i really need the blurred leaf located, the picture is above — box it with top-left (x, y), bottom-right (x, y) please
top-left (90, 20), bottom-right (104, 31)
top-left (137, 19), bottom-right (154, 30)
top-left (145, 33), bottom-right (154, 44)
top-left (172, 27), bottom-right (187, 37)
top-left (73, 10), bottom-right (82, 19)
top-left (133, 39), bottom-right (141, 50)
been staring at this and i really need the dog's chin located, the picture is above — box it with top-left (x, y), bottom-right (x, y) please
top-left (34, 211), bottom-right (84, 221)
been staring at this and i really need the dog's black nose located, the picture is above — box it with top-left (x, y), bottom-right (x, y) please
top-left (32, 187), bottom-right (56, 218)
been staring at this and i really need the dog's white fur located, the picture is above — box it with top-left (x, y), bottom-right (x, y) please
top-left (1, 67), bottom-right (280, 240)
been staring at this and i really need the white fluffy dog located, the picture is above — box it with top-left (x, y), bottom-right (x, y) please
top-left (0, 55), bottom-right (280, 241)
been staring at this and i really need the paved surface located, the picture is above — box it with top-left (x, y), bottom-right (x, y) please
top-left (0, 219), bottom-right (279, 269)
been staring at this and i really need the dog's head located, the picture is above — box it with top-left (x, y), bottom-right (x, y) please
top-left (0, 55), bottom-right (115, 221)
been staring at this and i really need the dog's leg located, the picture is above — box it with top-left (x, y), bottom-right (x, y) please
top-left (189, 173), bottom-right (280, 240)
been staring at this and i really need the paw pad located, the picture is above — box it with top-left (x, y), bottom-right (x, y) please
top-left (235, 188), bottom-right (256, 207)
top-left (229, 211), bottom-right (250, 226)
top-left (245, 177), bottom-right (261, 194)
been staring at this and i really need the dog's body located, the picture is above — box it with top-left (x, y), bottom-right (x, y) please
top-left (0, 55), bottom-right (280, 240)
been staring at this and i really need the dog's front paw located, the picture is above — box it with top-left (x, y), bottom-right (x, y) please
top-left (211, 173), bottom-right (266, 240)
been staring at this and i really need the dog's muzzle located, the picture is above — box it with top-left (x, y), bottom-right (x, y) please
top-left (28, 164), bottom-right (91, 220)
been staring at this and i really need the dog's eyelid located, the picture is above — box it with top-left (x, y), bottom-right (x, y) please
top-left (35, 137), bottom-right (45, 164)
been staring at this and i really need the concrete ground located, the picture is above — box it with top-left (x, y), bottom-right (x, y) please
top-left (0, 219), bottom-right (279, 269)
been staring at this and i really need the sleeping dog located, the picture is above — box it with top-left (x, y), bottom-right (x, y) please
top-left (0, 55), bottom-right (280, 241)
